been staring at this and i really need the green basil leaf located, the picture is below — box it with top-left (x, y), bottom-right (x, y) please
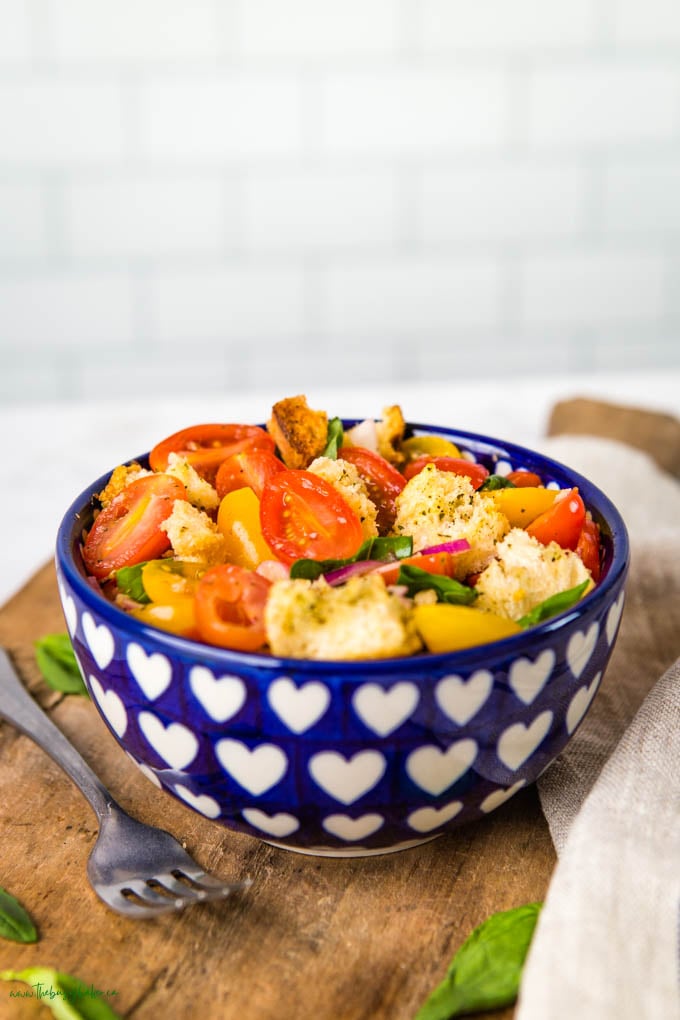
top-left (0, 888), bottom-right (37, 943)
top-left (479, 475), bottom-right (516, 491)
top-left (0, 967), bottom-right (122, 1019)
top-left (518, 580), bottom-right (590, 629)
top-left (397, 565), bottom-right (477, 606)
top-left (114, 562), bottom-right (150, 603)
top-left (414, 903), bottom-right (542, 1019)
top-left (290, 536), bottom-right (413, 581)
top-left (34, 634), bottom-right (87, 696)
top-left (322, 417), bottom-right (344, 459)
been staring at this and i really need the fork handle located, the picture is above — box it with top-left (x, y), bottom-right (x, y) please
top-left (0, 649), bottom-right (113, 821)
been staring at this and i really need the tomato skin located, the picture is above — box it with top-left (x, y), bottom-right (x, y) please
top-left (403, 455), bottom-right (489, 490)
top-left (506, 470), bottom-right (543, 488)
top-left (339, 446), bottom-right (406, 533)
top-left (149, 424), bottom-right (274, 482)
top-left (215, 448), bottom-right (284, 500)
top-left (83, 475), bottom-right (185, 579)
top-left (260, 469), bottom-right (364, 566)
top-left (526, 487), bottom-right (586, 551)
top-left (576, 514), bottom-right (602, 581)
top-left (194, 564), bottom-right (270, 652)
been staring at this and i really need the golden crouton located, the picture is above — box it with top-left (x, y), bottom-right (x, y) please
top-left (376, 405), bottom-right (406, 466)
top-left (159, 500), bottom-right (227, 566)
top-left (267, 395), bottom-right (328, 469)
top-left (97, 462), bottom-right (151, 507)
top-left (308, 456), bottom-right (379, 540)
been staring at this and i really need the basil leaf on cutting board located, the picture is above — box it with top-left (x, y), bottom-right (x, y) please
top-left (34, 634), bottom-right (87, 696)
top-left (1, 967), bottom-right (122, 1019)
top-left (414, 903), bottom-right (542, 1019)
top-left (0, 887), bottom-right (37, 943)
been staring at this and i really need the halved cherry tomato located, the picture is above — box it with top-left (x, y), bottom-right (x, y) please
top-left (260, 469), bottom-right (364, 565)
top-left (506, 470), bottom-right (543, 488)
top-left (576, 514), bottom-right (602, 581)
top-left (526, 487), bottom-right (586, 551)
top-left (374, 551), bottom-right (456, 586)
top-left (131, 598), bottom-right (198, 640)
top-left (194, 564), bottom-right (270, 651)
top-left (149, 424), bottom-right (274, 482)
top-left (401, 435), bottom-right (461, 459)
top-left (339, 446), bottom-right (406, 533)
top-left (216, 487), bottom-right (274, 569)
top-left (141, 559), bottom-right (205, 602)
top-left (215, 448), bottom-right (284, 500)
top-left (83, 475), bottom-right (186, 579)
top-left (403, 455), bottom-right (489, 490)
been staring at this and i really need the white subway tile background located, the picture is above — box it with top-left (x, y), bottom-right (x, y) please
top-left (1, 0), bottom-right (679, 405)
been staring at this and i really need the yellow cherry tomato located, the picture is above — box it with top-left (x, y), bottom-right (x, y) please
top-left (401, 434), bottom-right (461, 459)
top-left (414, 604), bottom-right (521, 653)
top-left (141, 559), bottom-right (205, 603)
top-left (217, 487), bottom-right (274, 570)
top-left (131, 598), bottom-right (197, 639)
top-left (488, 486), bottom-right (559, 528)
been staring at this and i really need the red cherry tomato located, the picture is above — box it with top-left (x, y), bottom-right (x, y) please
top-left (83, 475), bottom-right (186, 579)
top-left (576, 514), bottom-right (602, 581)
top-left (260, 469), bottom-right (364, 565)
top-left (149, 424), bottom-right (275, 482)
top-left (526, 487), bottom-right (586, 551)
top-left (194, 564), bottom-right (270, 652)
top-left (339, 446), bottom-right (406, 533)
top-left (403, 455), bottom-right (489, 490)
top-left (374, 551), bottom-right (456, 586)
top-left (506, 470), bottom-right (543, 488)
top-left (215, 448), bottom-right (285, 500)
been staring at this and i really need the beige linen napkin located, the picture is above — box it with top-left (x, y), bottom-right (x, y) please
top-left (515, 433), bottom-right (680, 1019)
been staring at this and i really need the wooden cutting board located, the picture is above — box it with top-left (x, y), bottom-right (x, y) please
top-left (0, 563), bottom-right (555, 1020)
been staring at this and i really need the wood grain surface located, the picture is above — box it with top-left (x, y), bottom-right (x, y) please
top-left (0, 564), bottom-right (556, 1020)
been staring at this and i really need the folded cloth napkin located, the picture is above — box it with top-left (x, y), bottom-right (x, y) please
top-left (515, 434), bottom-right (680, 1020)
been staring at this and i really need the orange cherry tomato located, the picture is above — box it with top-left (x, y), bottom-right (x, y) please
top-left (576, 514), bottom-right (602, 581)
top-left (83, 475), bottom-right (185, 579)
top-left (215, 448), bottom-right (284, 500)
top-left (374, 551), bottom-right (456, 586)
top-left (149, 424), bottom-right (275, 482)
top-left (526, 487), bottom-right (586, 551)
top-left (339, 446), bottom-right (406, 533)
top-left (403, 455), bottom-right (489, 490)
top-left (506, 470), bottom-right (543, 488)
top-left (194, 564), bottom-right (271, 652)
top-left (260, 469), bottom-right (364, 566)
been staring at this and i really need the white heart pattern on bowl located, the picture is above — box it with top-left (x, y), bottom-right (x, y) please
top-left (480, 779), bottom-right (526, 814)
top-left (82, 613), bottom-right (115, 670)
top-left (215, 739), bottom-right (288, 796)
top-left (606, 592), bottom-right (625, 645)
top-left (497, 711), bottom-right (553, 771)
top-left (566, 671), bottom-right (602, 736)
top-left (127, 754), bottom-right (162, 788)
top-left (322, 813), bottom-right (384, 842)
top-left (308, 750), bottom-right (386, 805)
top-left (127, 643), bottom-right (172, 701)
top-left (566, 622), bottom-right (599, 679)
top-left (174, 784), bottom-right (221, 819)
top-left (58, 582), bottom-right (78, 636)
top-left (407, 800), bottom-right (463, 833)
top-left (138, 712), bottom-right (199, 770)
top-left (89, 675), bottom-right (127, 738)
top-left (352, 681), bottom-right (419, 736)
top-left (405, 739), bottom-right (477, 796)
top-left (267, 677), bottom-right (330, 734)
top-left (508, 650), bottom-right (555, 705)
top-left (189, 666), bottom-right (246, 723)
top-left (242, 808), bottom-right (300, 838)
top-left (435, 671), bottom-right (492, 725)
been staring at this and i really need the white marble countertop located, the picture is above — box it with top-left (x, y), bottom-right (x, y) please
top-left (3, 369), bottom-right (679, 608)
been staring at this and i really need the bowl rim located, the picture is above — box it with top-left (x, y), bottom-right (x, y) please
top-left (56, 421), bottom-right (630, 676)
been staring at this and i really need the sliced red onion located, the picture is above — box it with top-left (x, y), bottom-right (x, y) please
top-left (323, 559), bottom-right (384, 586)
top-left (419, 539), bottom-right (471, 556)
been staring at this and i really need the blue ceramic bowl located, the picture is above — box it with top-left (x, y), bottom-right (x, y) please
top-left (56, 423), bottom-right (629, 857)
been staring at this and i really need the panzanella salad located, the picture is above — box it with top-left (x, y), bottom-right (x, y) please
top-left (81, 396), bottom-right (602, 660)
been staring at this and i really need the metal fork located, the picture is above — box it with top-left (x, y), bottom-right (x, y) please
top-left (0, 649), bottom-right (250, 918)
